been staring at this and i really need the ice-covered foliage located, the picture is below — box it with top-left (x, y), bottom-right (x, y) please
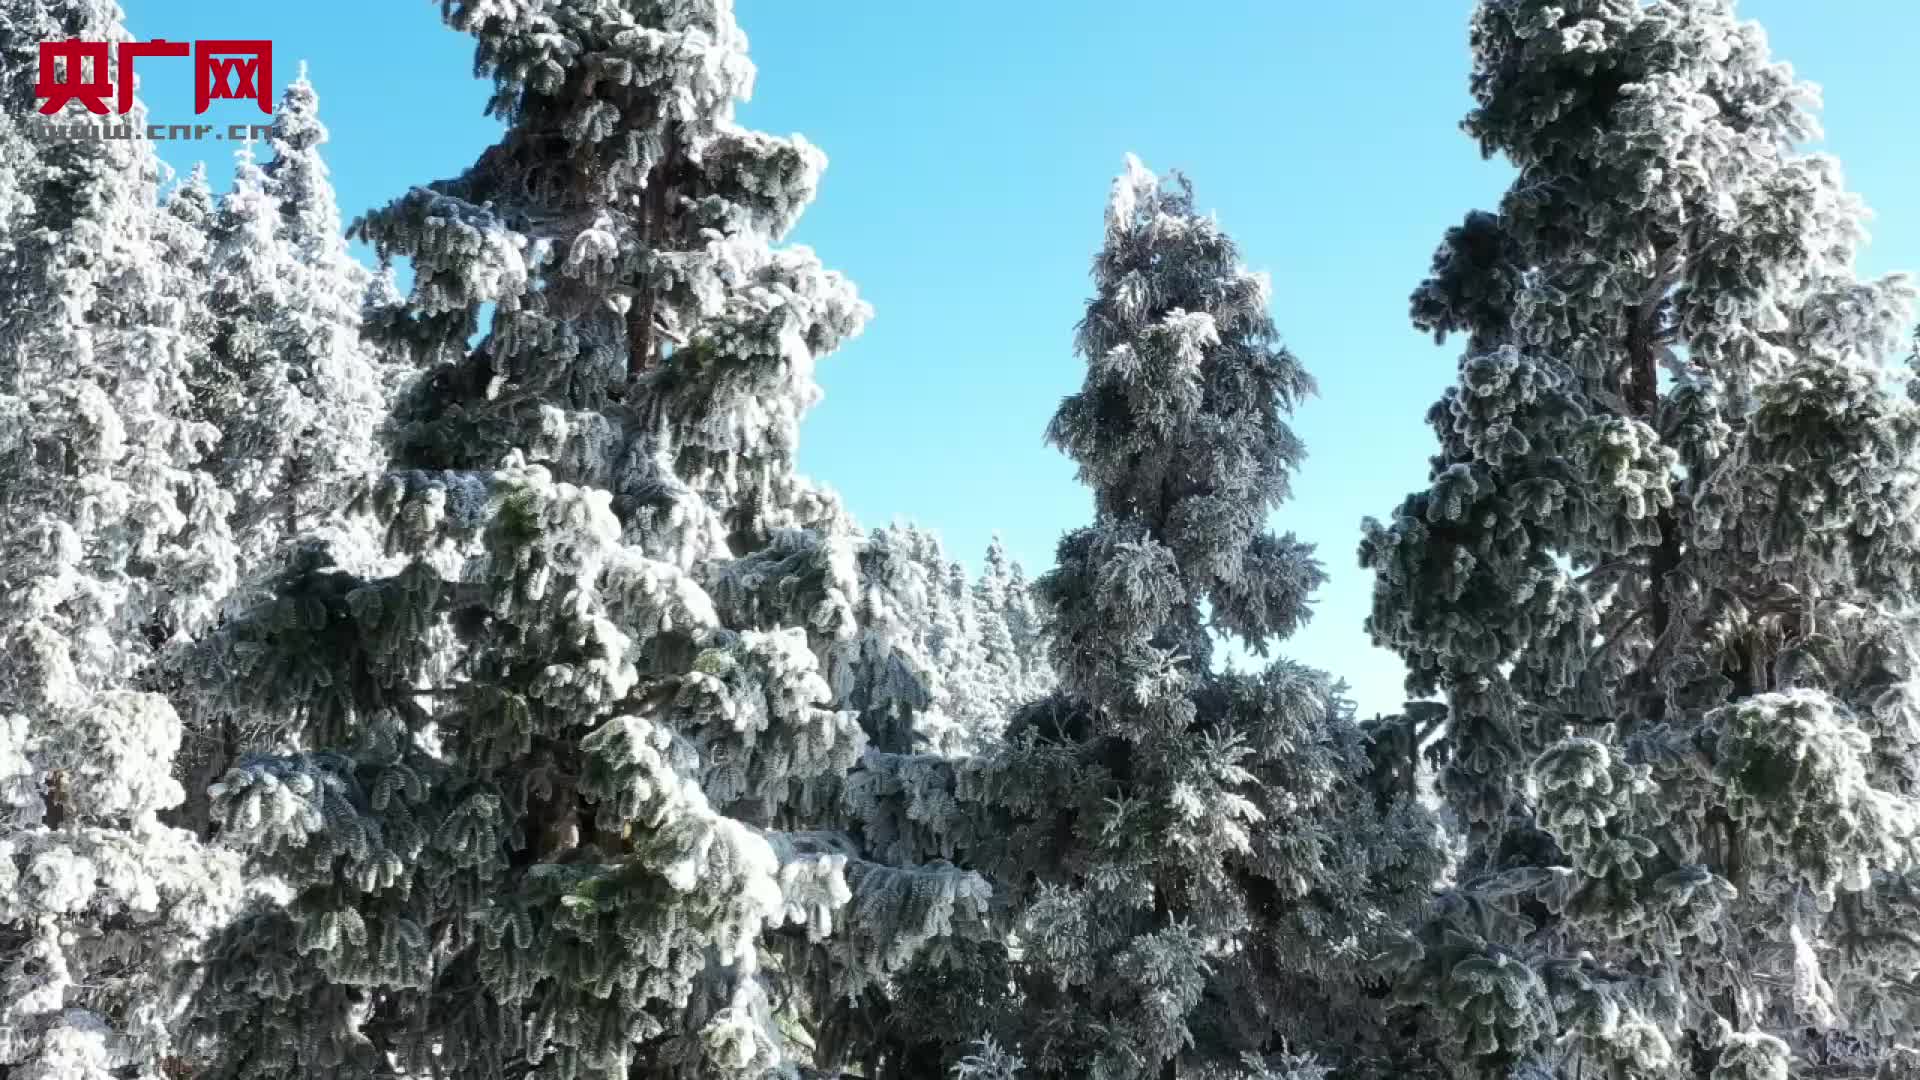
top-left (0, 1), bottom-right (245, 1076)
top-left (836, 524), bottom-right (1053, 758)
top-left (189, 463), bottom-right (860, 1080)
top-left (193, 74), bottom-right (387, 584)
top-left (868, 156), bottom-right (1444, 1079)
top-left (1362, 1), bottom-right (1920, 1074)
top-left (175, 3), bottom-right (1014, 1078)
top-left (157, 77), bottom-right (396, 841)
top-left (960, 536), bottom-right (1054, 741)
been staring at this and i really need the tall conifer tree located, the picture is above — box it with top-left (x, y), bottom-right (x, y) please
top-left (913, 156), bottom-right (1442, 1080)
top-left (0, 3), bottom-right (243, 1075)
top-left (1363, 2), bottom-right (1920, 1075)
top-left (182, 3), bottom-right (993, 1078)
top-left (193, 76), bottom-right (387, 585)
top-left (166, 76), bottom-right (396, 839)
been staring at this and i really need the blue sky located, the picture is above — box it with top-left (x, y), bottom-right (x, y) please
top-left (131, 1), bottom-right (1920, 719)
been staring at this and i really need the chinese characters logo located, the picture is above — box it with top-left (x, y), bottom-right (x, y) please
top-left (35, 38), bottom-right (272, 116)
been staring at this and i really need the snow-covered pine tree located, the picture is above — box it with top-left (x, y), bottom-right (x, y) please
top-left (840, 522), bottom-right (970, 757)
top-left (961, 543), bottom-right (1024, 752)
top-left (998, 546), bottom-right (1049, 698)
top-left (158, 162), bottom-right (217, 401)
top-left (164, 77), bottom-right (394, 839)
top-left (836, 524), bottom-right (1051, 758)
top-left (180, 3), bottom-right (992, 1077)
top-left (924, 537), bottom-right (963, 630)
top-left (901, 156), bottom-right (1441, 1080)
top-left (894, 527), bottom-right (985, 742)
top-left (193, 146), bottom-right (283, 552)
top-left (971, 535), bottom-right (1054, 721)
top-left (196, 74), bottom-right (387, 586)
top-left (924, 539), bottom-right (989, 752)
top-left (0, 1), bottom-right (244, 1074)
top-left (1361, 1), bottom-right (1920, 1075)
top-left (254, 71), bottom-right (386, 544)
top-left (787, 520), bottom-right (1077, 1077)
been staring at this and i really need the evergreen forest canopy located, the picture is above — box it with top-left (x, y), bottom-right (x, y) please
top-left (1, 1), bottom-right (1918, 1078)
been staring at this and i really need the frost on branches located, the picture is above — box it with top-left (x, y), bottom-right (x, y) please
top-left (842, 524), bottom-right (1052, 758)
top-left (0, 1), bottom-right (244, 1076)
top-left (963, 535), bottom-right (1052, 740)
top-left (872, 157), bottom-right (1442, 1080)
top-left (191, 73), bottom-right (386, 586)
top-left (160, 75), bottom-right (396, 838)
top-left (176, 3), bottom-right (997, 1078)
top-left (1361, 1), bottom-right (1920, 1075)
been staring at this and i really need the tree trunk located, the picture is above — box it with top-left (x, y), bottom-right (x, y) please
top-left (626, 138), bottom-right (679, 382)
top-left (1626, 292), bottom-right (1681, 728)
